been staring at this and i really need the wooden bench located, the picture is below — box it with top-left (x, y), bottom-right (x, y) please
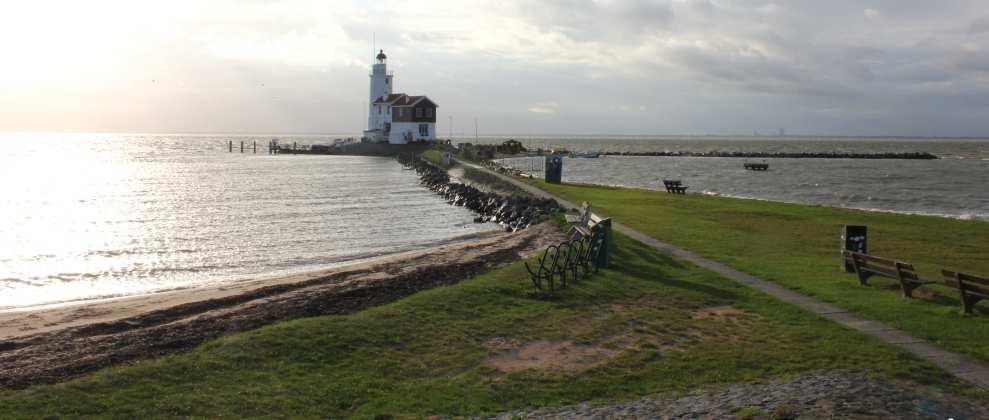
top-left (662, 179), bottom-right (688, 195)
top-left (565, 202), bottom-right (609, 239)
top-left (842, 251), bottom-right (935, 298)
top-left (942, 270), bottom-right (989, 315)
top-left (565, 201), bottom-right (592, 226)
top-left (557, 201), bottom-right (612, 273)
top-left (525, 227), bottom-right (609, 293)
top-left (574, 213), bottom-right (609, 238)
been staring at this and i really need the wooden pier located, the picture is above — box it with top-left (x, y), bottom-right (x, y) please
top-left (226, 138), bottom-right (433, 157)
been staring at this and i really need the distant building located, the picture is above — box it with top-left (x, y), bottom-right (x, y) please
top-left (498, 139), bottom-right (525, 155)
top-left (362, 50), bottom-right (438, 144)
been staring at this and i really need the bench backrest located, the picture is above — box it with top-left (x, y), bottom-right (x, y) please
top-left (662, 179), bottom-right (681, 186)
top-left (942, 270), bottom-right (989, 299)
top-left (842, 250), bottom-right (915, 279)
top-left (842, 250), bottom-right (895, 267)
top-left (588, 213), bottom-right (604, 225)
top-left (579, 202), bottom-right (592, 225)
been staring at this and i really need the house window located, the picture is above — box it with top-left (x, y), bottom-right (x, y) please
top-left (415, 108), bottom-right (423, 118)
top-left (398, 108), bottom-right (405, 117)
top-left (425, 108), bottom-right (433, 118)
top-left (419, 124), bottom-right (429, 137)
top-left (377, 105), bottom-right (381, 114)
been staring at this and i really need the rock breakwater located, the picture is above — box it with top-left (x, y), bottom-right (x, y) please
top-left (398, 154), bottom-right (560, 231)
top-left (599, 151), bottom-right (938, 159)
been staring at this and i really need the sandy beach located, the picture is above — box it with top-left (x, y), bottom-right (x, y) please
top-left (0, 229), bottom-right (504, 340)
top-left (0, 222), bottom-right (565, 388)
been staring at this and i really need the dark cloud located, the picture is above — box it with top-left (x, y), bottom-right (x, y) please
top-left (969, 17), bottom-right (989, 33)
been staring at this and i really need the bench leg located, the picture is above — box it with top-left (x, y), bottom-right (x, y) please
top-left (855, 269), bottom-right (871, 286)
top-left (850, 256), bottom-right (870, 286)
top-left (962, 294), bottom-right (982, 315)
top-left (895, 263), bottom-right (921, 298)
top-left (900, 281), bottom-right (920, 298)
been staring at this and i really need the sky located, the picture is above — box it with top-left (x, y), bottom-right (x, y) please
top-left (1, 0), bottom-right (987, 137)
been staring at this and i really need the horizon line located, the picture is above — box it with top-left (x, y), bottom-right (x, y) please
top-left (2, 130), bottom-right (988, 140)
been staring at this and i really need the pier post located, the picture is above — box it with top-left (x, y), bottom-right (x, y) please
top-left (253, 140), bottom-right (256, 154)
top-left (229, 140), bottom-right (232, 152)
top-left (240, 141), bottom-right (244, 153)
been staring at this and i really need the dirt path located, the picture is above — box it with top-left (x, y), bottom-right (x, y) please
top-left (0, 222), bottom-right (565, 389)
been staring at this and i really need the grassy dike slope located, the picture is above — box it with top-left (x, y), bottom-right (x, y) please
top-left (0, 231), bottom-right (973, 417)
top-left (533, 180), bottom-right (989, 362)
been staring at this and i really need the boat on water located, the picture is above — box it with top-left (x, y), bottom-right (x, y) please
top-left (569, 152), bottom-right (600, 158)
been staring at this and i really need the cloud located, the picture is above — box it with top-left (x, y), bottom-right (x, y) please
top-left (1, 0), bottom-right (989, 136)
top-left (968, 16), bottom-right (989, 34)
top-left (528, 102), bottom-right (560, 115)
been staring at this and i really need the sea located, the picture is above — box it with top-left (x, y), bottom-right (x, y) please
top-left (1, 133), bottom-right (986, 310)
top-left (492, 135), bottom-right (989, 221)
top-left (0, 133), bottom-right (497, 310)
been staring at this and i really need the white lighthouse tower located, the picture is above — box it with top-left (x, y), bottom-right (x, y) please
top-left (363, 50), bottom-right (393, 142)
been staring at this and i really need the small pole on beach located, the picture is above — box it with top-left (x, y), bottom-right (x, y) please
top-left (228, 140), bottom-right (232, 153)
top-left (253, 140), bottom-right (256, 154)
top-left (240, 141), bottom-right (244, 153)
top-left (293, 142), bottom-right (297, 151)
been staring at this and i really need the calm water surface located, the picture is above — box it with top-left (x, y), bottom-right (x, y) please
top-left (4, 133), bottom-right (986, 309)
top-left (491, 136), bottom-right (989, 221)
top-left (0, 133), bottom-right (496, 310)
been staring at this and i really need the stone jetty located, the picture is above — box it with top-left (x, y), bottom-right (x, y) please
top-left (599, 151), bottom-right (938, 159)
top-left (397, 154), bottom-right (561, 231)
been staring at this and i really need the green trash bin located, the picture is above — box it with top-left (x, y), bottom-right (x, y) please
top-left (592, 218), bottom-right (613, 268)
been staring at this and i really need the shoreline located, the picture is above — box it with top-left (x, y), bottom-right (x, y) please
top-left (0, 229), bottom-right (506, 318)
top-left (0, 222), bottom-right (566, 388)
top-left (0, 228), bottom-right (513, 341)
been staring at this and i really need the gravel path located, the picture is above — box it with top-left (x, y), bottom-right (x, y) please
top-left (484, 371), bottom-right (989, 419)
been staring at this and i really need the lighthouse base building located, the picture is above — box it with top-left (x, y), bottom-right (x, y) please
top-left (362, 50), bottom-right (438, 144)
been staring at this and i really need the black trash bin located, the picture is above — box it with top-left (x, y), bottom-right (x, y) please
top-left (545, 155), bottom-right (563, 184)
top-left (841, 225), bottom-right (867, 272)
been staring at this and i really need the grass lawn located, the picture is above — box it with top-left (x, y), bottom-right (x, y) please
top-left (0, 231), bottom-right (978, 417)
top-left (532, 180), bottom-right (989, 363)
top-left (420, 149), bottom-right (449, 168)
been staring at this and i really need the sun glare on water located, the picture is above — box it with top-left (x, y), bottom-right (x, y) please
top-left (0, 133), bottom-right (146, 307)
